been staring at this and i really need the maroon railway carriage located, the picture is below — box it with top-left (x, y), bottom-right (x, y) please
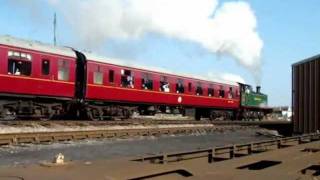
top-left (0, 36), bottom-right (240, 120)
top-left (85, 58), bottom-right (240, 119)
top-left (0, 36), bottom-right (79, 120)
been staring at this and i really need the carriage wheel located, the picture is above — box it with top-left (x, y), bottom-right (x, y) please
top-left (0, 107), bottom-right (16, 121)
top-left (87, 107), bottom-right (103, 121)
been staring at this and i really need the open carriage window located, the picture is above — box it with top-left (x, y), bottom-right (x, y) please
top-left (121, 69), bottom-right (134, 88)
top-left (8, 59), bottom-right (31, 76)
top-left (94, 66), bottom-right (103, 85)
top-left (160, 76), bottom-right (170, 92)
top-left (176, 79), bottom-right (184, 93)
top-left (208, 84), bottom-right (214, 97)
top-left (141, 73), bottom-right (153, 90)
top-left (196, 82), bottom-right (203, 96)
top-left (7, 51), bottom-right (32, 76)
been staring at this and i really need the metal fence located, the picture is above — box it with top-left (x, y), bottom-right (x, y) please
top-left (135, 133), bottom-right (320, 164)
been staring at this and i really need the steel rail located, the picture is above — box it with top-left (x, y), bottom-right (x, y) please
top-left (0, 119), bottom-right (290, 127)
top-left (0, 119), bottom-right (212, 127)
top-left (0, 126), bottom-right (219, 146)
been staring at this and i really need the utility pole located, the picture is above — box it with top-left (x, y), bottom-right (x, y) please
top-left (53, 12), bottom-right (57, 46)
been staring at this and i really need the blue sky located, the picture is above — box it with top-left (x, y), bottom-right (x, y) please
top-left (0, 0), bottom-right (319, 106)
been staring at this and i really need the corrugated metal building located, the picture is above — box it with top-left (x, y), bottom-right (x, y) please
top-left (292, 54), bottom-right (320, 134)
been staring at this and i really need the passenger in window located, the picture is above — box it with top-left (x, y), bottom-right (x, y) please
top-left (160, 83), bottom-right (164, 91)
top-left (142, 79), bottom-right (146, 89)
top-left (208, 88), bottom-right (213, 97)
top-left (142, 78), bottom-right (147, 89)
top-left (14, 67), bottom-right (21, 75)
top-left (7, 52), bottom-right (32, 76)
top-left (219, 86), bottom-right (225, 98)
top-left (195, 82), bottom-right (203, 96)
top-left (160, 76), bottom-right (170, 92)
top-left (163, 82), bottom-right (170, 92)
top-left (160, 81), bottom-right (170, 92)
top-left (196, 86), bottom-right (203, 96)
top-left (121, 76), bottom-right (126, 87)
top-left (127, 75), bottom-right (134, 88)
top-left (142, 79), bottom-right (152, 90)
top-left (141, 73), bottom-right (153, 90)
top-left (121, 70), bottom-right (134, 88)
top-left (9, 61), bottom-right (22, 76)
top-left (176, 83), bottom-right (184, 93)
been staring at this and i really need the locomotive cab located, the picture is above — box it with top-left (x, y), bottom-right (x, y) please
top-left (238, 83), bottom-right (271, 120)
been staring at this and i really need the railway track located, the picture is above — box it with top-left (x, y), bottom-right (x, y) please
top-left (0, 125), bottom-right (238, 147)
top-left (0, 119), bottom-right (290, 147)
top-left (0, 119), bottom-right (289, 127)
top-left (0, 119), bottom-right (212, 127)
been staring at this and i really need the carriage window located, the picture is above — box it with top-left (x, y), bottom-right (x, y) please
top-left (176, 79), bottom-right (184, 93)
top-left (7, 51), bottom-right (32, 76)
top-left (58, 60), bottom-right (69, 81)
top-left (94, 66), bottom-right (103, 85)
top-left (121, 69), bottom-right (134, 88)
top-left (109, 70), bottom-right (114, 83)
top-left (196, 82), bottom-right (203, 96)
top-left (42, 59), bottom-right (50, 75)
top-left (188, 82), bottom-right (192, 92)
top-left (219, 86), bottom-right (225, 98)
top-left (141, 73), bottom-right (153, 90)
top-left (208, 85), bottom-right (214, 97)
top-left (228, 87), bottom-right (234, 98)
top-left (8, 59), bottom-right (31, 76)
top-left (160, 76), bottom-right (170, 92)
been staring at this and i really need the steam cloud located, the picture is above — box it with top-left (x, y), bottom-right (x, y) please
top-left (207, 72), bottom-right (246, 84)
top-left (12, 0), bottom-right (263, 84)
top-left (48, 0), bottom-right (263, 83)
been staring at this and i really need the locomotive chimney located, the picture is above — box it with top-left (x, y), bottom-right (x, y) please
top-left (256, 86), bottom-right (261, 94)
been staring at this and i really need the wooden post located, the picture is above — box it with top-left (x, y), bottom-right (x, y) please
top-left (161, 154), bottom-right (168, 164)
top-left (208, 148), bottom-right (215, 163)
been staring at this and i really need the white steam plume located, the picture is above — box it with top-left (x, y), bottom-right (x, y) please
top-left (9, 0), bottom-right (262, 83)
top-left (207, 72), bottom-right (245, 84)
top-left (48, 0), bottom-right (263, 83)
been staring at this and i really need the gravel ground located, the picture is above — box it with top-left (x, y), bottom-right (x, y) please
top-left (0, 128), bottom-right (272, 167)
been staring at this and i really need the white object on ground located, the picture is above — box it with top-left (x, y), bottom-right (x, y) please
top-left (53, 153), bottom-right (65, 164)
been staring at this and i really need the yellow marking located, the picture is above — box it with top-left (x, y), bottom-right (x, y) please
top-left (254, 97), bottom-right (262, 101)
